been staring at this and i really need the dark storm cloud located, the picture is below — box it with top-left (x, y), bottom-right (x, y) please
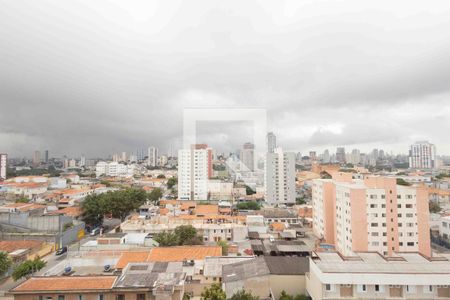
top-left (0, 0), bottom-right (450, 157)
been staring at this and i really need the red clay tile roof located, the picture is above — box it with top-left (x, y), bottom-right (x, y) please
top-left (147, 246), bottom-right (222, 262)
top-left (11, 276), bottom-right (117, 292)
top-left (195, 205), bottom-right (219, 215)
top-left (115, 251), bottom-right (150, 269)
top-left (0, 240), bottom-right (43, 253)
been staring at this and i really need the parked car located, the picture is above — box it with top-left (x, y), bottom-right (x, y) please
top-left (56, 246), bottom-right (68, 256)
top-left (90, 227), bottom-right (101, 236)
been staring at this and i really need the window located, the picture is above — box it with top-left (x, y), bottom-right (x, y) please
top-left (406, 204), bottom-right (413, 208)
top-left (136, 294), bottom-right (145, 300)
top-left (406, 285), bottom-right (415, 293)
top-left (58, 296), bottom-right (64, 300)
top-left (357, 284), bottom-right (367, 292)
top-left (370, 204), bottom-right (377, 208)
top-left (116, 295), bottom-right (125, 300)
top-left (325, 284), bottom-right (332, 291)
top-left (77, 296), bottom-right (84, 300)
top-left (424, 285), bottom-right (433, 293)
top-left (374, 285), bottom-right (384, 292)
top-left (98, 295), bottom-right (104, 300)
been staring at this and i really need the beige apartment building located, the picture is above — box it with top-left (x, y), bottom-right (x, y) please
top-left (312, 173), bottom-right (430, 257)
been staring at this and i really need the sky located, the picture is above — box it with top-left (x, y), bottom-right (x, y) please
top-left (1, 0), bottom-right (450, 158)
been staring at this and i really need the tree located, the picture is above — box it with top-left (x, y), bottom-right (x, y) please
top-left (396, 178), bottom-right (411, 186)
top-left (229, 290), bottom-right (259, 300)
top-left (0, 252), bottom-right (12, 277)
top-left (157, 174), bottom-right (166, 179)
top-left (82, 194), bottom-right (105, 226)
top-left (12, 257), bottom-right (46, 281)
top-left (15, 197), bottom-right (29, 203)
top-left (148, 188), bottom-right (163, 203)
top-left (429, 201), bottom-right (442, 213)
top-left (153, 231), bottom-right (179, 246)
top-left (217, 240), bottom-right (228, 256)
top-left (167, 177), bottom-right (177, 189)
top-left (82, 188), bottom-right (148, 225)
top-left (200, 283), bottom-right (226, 300)
top-left (175, 225), bottom-right (198, 245)
top-left (154, 225), bottom-right (203, 246)
top-left (245, 185), bottom-right (256, 195)
top-left (295, 197), bottom-right (306, 205)
top-left (279, 291), bottom-right (293, 300)
top-left (236, 202), bottom-right (260, 210)
top-left (279, 291), bottom-right (309, 300)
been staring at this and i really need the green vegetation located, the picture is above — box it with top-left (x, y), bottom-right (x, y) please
top-left (217, 240), bottom-right (228, 256)
top-left (6, 167), bottom-right (61, 178)
top-left (100, 180), bottom-right (112, 187)
top-left (12, 257), bottom-right (46, 281)
top-left (396, 178), bottom-right (411, 186)
top-left (229, 290), bottom-right (259, 300)
top-left (296, 197), bottom-right (306, 205)
top-left (429, 201), bottom-right (442, 213)
top-left (200, 283), bottom-right (226, 300)
top-left (82, 188), bottom-right (148, 225)
top-left (0, 252), bottom-right (12, 277)
top-left (278, 291), bottom-right (309, 300)
top-left (236, 202), bottom-right (260, 210)
top-left (15, 197), bottom-right (29, 203)
top-left (157, 174), bottom-right (166, 179)
top-left (154, 225), bottom-right (203, 246)
top-left (63, 223), bottom-right (74, 231)
top-left (167, 177), bottom-right (177, 189)
top-left (148, 188), bottom-right (163, 203)
top-left (245, 185), bottom-right (256, 195)
top-left (213, 164), bottom-right (226, 171)
top-left (436, 173), bottom-right (450, 180)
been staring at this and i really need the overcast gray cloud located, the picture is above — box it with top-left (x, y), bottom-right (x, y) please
top-left (0, 0), bottom-right (450, 158)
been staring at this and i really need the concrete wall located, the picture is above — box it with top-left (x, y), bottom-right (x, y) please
top-left (269, 275), bottom-right (306, 299)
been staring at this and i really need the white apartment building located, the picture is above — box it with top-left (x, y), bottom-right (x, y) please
top-left (264, 147), bottom-right (296, 205)
top-left (178, 144), bottom-right (212, 201)
top-left (439, 216), bottom-right (450, 241)
top-left (147, 146), bottom-right (158, 167)
top-left (0, 153), bottom-right (7, 180)
top-left (312, 174), bottom-right (430, 257)
top-left (95, 161), bottom-right (135, 177)
top-left (409, 141), bottom-right (436, 169)
top-left (306, 251), bottom-right (450, 300)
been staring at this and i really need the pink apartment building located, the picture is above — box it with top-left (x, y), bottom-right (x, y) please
top-left (312, 173), bottom-right (430, 257)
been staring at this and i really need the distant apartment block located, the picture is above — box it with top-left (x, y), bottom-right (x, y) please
top-left (240, 142), bottom-right (255, 171)
top-left (267, 132), bottom-right (277, 153)
top-left (409, 141), bottom-right (436, 169)
top-left (336, 147), bottom-right (346, 163)
top-left (265, 147), bottom-right (296, 205)
top-left (0, 153), bottom-right (7, 180)
top-left (148, 146), bottom-right (158, 167)
top-left (32, 150), bottom-right (41, 166)
top-left (312, 173), bottom-right (430, 257)
top-left (95, 161), bottom-right (135, 177)
top-left (178, 144), bottom-right (212, 201)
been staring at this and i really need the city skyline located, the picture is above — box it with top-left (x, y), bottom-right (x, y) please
top-left (1, 1), bottom-right (450, 157)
